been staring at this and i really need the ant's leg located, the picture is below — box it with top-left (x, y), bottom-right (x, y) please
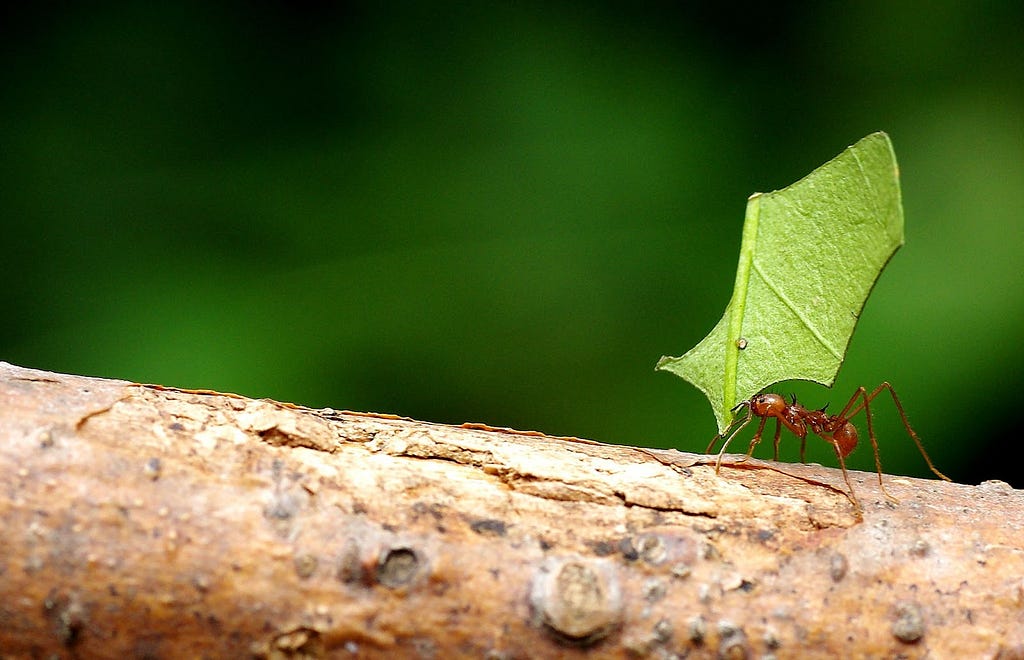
top-left (853, 386), bottom-right (900, 503)
top-left (876, 382), bottom-right (953, 482)
top-left (831, 386), bottom-right (898, 502)
top-left (843, 383), bottom-right (953, 483)
top-left (744, 415), bottom-right (771, 459)
top-left (799, 436), bottom-right (808, 463)
top-left (706, 430), bottom-right (724, 454)
top-left (827, 437), bottom-right (863, 515)
top-left (771, 418), bottom-right (783, 460)
top-left (713, 408), bottom-right (756, 474)
top-left (836, 382), bottom-right (881, 421)
top-left (706, 408), bottom-right (750, 454)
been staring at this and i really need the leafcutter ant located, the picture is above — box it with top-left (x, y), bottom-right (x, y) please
top-left (706, 382), bottom-right (951, 511)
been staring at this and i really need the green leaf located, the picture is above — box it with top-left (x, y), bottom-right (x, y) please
top-left (657, 132), bottom-right (904, 433)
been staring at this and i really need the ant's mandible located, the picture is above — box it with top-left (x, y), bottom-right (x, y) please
top-left (706, 382), bottom-right (952, 510)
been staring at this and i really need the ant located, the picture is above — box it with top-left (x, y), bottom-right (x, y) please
top-left (706, 382), bottom-right (952, 511)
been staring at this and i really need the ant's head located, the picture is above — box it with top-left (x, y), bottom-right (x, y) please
top-left (748, 392), bottom-right (788, 417)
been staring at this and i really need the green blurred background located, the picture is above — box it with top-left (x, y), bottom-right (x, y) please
top-left (3, 3), bottom-right (1022, 486)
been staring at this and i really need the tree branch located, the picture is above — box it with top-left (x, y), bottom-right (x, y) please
top-left (1, 362), bottom-right (1021, 658)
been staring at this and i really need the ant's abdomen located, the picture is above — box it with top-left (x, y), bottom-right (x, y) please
top-left (833, 422), bottom-right (858, 457)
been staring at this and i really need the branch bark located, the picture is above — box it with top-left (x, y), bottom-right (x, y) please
top-left (1, 362), bottom-right (1022, 658)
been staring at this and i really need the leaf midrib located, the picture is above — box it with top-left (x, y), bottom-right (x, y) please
top-left (723, 193), bottom-right (762, 414)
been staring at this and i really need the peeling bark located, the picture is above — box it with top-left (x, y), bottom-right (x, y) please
top-left (1, 361), bottom-right (1022, 659)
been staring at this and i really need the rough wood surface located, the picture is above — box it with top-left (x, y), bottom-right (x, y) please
top-left (1, 362), bottom-right (1022, 659)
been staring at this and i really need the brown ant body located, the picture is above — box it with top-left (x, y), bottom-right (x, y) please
top-left (707, 382), bottom-right (951, 511)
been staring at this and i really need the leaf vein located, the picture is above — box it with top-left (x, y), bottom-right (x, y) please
top-left (751, 259), bottom-right (843, 360)
top-left (851, 148), bottom-right (882, 225)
